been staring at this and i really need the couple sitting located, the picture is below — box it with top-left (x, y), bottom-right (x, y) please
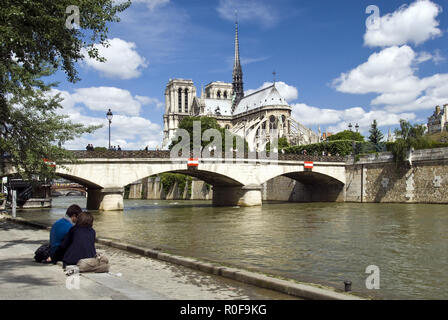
top-left (49, 204), bottom-right (108, 272)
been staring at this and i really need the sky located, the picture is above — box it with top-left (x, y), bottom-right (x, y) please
top-left (51, 0), bottom-right (448, 150)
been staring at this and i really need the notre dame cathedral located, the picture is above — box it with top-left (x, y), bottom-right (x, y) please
top-left (162, 20), bottom-right (319, 151)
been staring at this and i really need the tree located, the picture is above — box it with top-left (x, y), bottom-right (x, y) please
top-left (391, 119), bottom-right (427, 164)
top-left (368, 120), bottom-right (384, 144)
top-left (1, 0), bottom-right (130, 180)
top-left (327, 130), bottom-right (364, 142)
top-left (368, 120), bottom-right (384, 152)
top-left (169, 116), bottom-right (248, 152)
top-left (266, 137), bottom-right (290, 152)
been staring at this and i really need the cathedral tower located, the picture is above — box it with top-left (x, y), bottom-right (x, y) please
top-left (232, 17), bottom-right (244, 112)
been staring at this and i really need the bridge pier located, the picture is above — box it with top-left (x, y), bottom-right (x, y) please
top-left (87, 188), bottom-right (124, 211)
top-left (212, 184), bottom-right (262, 207)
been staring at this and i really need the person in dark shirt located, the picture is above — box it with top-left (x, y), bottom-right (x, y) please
top-left (49, 204), bottom-right (82, 263)
top-left (56, 211), bottom-right (97, 269)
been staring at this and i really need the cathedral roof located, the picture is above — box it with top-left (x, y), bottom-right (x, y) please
top-left (233, 84), bottom-right (289, 115)
top-left (203, 99), bottom-right (233, 116)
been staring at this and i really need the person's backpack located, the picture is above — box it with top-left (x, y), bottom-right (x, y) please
top-left (34, 243), bottom-right (51, 263)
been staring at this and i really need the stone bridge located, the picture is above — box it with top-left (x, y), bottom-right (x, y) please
top-left (2, 151), bottom-right (347, 211)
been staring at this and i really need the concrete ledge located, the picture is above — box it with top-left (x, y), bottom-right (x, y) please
top-left (0, 214), bottom-right (50, 230)
top-left (93, 237), bottom-right (365, 300)
top-left (2, 215), bottom-right (365, 300)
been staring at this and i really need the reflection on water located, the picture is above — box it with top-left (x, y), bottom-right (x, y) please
top-left (18, 197), bottom-right (448, 300)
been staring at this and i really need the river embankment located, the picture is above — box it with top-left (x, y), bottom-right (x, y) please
top-left (0, 213), bottom-right (363, 300)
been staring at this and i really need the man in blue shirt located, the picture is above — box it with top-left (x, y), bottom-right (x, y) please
top-left (49, 204), bottom-right (82, 263)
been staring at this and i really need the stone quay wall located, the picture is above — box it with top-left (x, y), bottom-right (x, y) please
top-left (345, 147), bottom-right (448, 204)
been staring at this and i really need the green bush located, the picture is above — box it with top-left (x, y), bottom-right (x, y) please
top-left (123, 185), bottom-right (130, 199)
top-left (266, 137), bottom-right (290, 152)
top-left (327, 130), bottom-right (364, 142)
top-left (285, 140), bottom-right (354, 156)
top-left (159, 173), bottom-right (192, 198)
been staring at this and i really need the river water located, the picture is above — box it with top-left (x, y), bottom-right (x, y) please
top-left (17, 197), bottom-right (448, 300)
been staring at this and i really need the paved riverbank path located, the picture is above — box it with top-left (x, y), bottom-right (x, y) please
top-left (0, 218), bottom-right (298, 300)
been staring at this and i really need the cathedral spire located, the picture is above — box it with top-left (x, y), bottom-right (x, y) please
top-left (232, 12), bottom-right (244, 112)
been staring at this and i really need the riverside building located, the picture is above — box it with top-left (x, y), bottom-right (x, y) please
top-left (427, 104), bottom-right (448, 134)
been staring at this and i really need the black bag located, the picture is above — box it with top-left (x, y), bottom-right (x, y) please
top-left (34, 243), bottom-right (51, 263)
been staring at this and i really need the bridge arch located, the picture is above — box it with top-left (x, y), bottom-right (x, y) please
top-left (141, 169), bottom-right (244, 187)
top-left (118, 163), bottom-right (247, 189)
top-left (263, 170), bottom-right (346, 202)
top-left (55, 172), bottom-right (102, 189)
top-left (2, 167), bottom-right (102, 189)
top-left (255, 164), bottom-right (346, 186)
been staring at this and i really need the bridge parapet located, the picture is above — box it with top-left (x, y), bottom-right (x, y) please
top-left (70, 150), bottom-right (346, 162)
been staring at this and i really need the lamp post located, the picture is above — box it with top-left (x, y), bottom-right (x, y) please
top-left (348, 123), bottom-right (353, 131)
top-left (106, 109), bottom-right (113, 150)
top-left (355, 123), bottom-right (359, 133)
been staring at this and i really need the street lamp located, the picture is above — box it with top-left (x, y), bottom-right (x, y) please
top-left (106, 109), bottom-right (113, 150)
top-left (355, 123), bottom-right (359, 133)
top-left (348, 123), bottom-right (353, 131)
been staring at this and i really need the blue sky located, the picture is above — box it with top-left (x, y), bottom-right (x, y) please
top-left (53, 0), bottom-right (448, 149)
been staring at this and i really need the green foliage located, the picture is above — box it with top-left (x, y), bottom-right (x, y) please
top-left (285, 139), bottom-right (384, 157)
top-left (93, 147), bottom-right (108, 152)
top-left (266, 137), bottom-right (290, 152)
top-left (387, 119), bottom-right (448, 165)
top-left (0, 0), bottom-right (130, 180)
top-left (285, 140), bottom-right (354, 156)
top-left (368, 120), bottom-right (384, 151)
top-left (390, 138), bottom-right (409, 165)
top-left (169, 116), bottom-right (248, 152)
top-left (427, 131), bottom-right (448, 144)
top-left (159, 173), bottom-right (192, 198)
top-left (123, 185), bottom-right (130, 199)
top-left (327, 130), bottom-right (364, 142)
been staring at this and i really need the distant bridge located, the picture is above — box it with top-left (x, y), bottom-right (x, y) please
top-left (51, 183), bottom-right (87, 196)
top-left (2, 151), bottom-right (347, 211)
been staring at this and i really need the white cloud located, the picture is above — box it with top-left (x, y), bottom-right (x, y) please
top-left (246, 81), bottom-right (298, 102)
top-left (49, 88), bottom-right (163, 150)
top-left (415, 51), bottom-right (434, 64)
top-left (82, 38), bottom-right (148, 79)
top-left (291, 103), bottom-right (416, 135)
top-left (333, 45), bottom-right (420, 95)
top-left (131, 0), bottom-right (170, 11)
top-left (432, 49), bottom-right (446, 64)
top-left (241, 56), bottom-right (270, 66)
top-left (135, 95), bottom-right (164, 109)
top-left (217, 0), bottom-right (278, 28)
top-left (70, 87), bottom-right (147, 116)
top-left (63, 114), bottom-right (163, 150)
top-left (332, 45), bottom-right (448, 113)
top-left (115, 0), bottom-right (169, 11)
top-left (364, 0), bottom-right (442, 47)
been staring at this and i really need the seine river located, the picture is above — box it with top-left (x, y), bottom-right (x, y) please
top-left (17, 197), bottom-right (448, 300)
